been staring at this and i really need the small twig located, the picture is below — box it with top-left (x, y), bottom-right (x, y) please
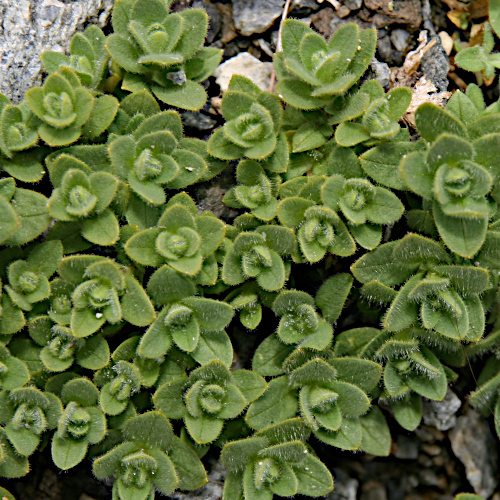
top-left (268, 0), bottom-right (292, 93)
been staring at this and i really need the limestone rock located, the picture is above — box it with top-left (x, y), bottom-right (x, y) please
top-left (213, 52), bottom-right (273, 93)
top-left (449, 406), bottom-right (498, 498)
top-left (232, 0), bottom-right (285, 36)
top-left (0, 0), bottom-right (114, 103)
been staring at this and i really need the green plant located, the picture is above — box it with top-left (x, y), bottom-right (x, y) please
top-left (3, 1), bottom-right (500, 498)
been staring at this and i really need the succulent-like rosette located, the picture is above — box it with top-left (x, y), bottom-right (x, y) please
top-left (25, 69), bottom-right (95, 146)
top-left (272, 291), bottom-right (333, 351)
top-left (288, 358), bottom-right (370, 437)
top-left (29, 316), bottom-right (110, 373)
top-left (93, 411), bottom-right (207, 500)
top-left (47, 158), bottom-right (120, 246)
top-left (274, 20), bottom-right (376, 110)
top-left (154, 361), bottom-right (266, 444)
top-left (0, 387), bottom-right (63, 457)
top-left (399, 102), bottom-right (500, 257)
top-left (139, 266), bottom-right (234, 361)
top-left (0, 95), bottom-right (39, 159)
top-left (0, 344), bottom-right (29, 391)
top-left (51, 378), bottom-right (106, 470)
top-left (125, 195), bottom-right (225, 276)
top-left (221, 418), bottom-right (333, 499)
top-left (208, 76), bottom-right (284, 161)
top-left (97, 360), bottom-right (142, 416)
top-left (109, 111), bottom-right (208, 205)
top-left (334, 83), bottom-right (412, 147)
top-left (58, 255), bottom-right (155, 338)
top-left (222, 226), bottom-right (296, 291)
top-left (4, 241), bottom-right (62, 315)
top-left (105, 0), bottom-right (222, 110)
top-left (278, 188), bottom-right (355, 262)
top-left (352, 234), bottom-right (488, 341)
top-left (223, 160), bottom-right (281, 221)
top-left (41, 25), bottom-right (109, 90)
top-left (321, 174), bottom-right (405, 249)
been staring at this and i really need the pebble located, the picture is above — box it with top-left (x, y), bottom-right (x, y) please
top-left (422, 389), bottom-right (461, 431)
top-left (390, 29), bottom-right (411, 52)
top-left (344, 0), bottom-right (363, 9)
top-left (337, 5), bottom-right (351, 18)
top-left (325, 469), bottom-right (358, 500)
top-left (232, 0), bottom-right (285, 36)
top-left (213, 52), bottom-right (273, 93)
top-left (369, 58), bottom-right (391, 89)
top-left (449, 406), bottom-right (498, 498)
top-left (394, 435), bottom-right (419, 460)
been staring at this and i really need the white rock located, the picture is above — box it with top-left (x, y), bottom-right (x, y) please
top-left (0, 0), bottom-right (114, 103)
top-left (213, 52), bottom-right (273, 94)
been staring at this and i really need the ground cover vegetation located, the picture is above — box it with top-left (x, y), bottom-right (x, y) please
top-left (2, 0), bottom-right (500, 498)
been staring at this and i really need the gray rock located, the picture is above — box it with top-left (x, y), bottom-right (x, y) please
top-left (449, 406), bottom-right (498, 498)
top-left (344, 0), bottom-right (363, 10)
top-left (232, 0), bottom-right (285, 36)
top-left (0, 0), bottom-right (114, 103)
top-left (325, 469), bottom-right (358, 500)
top-left (192, 0), bottom-right (222, 43)
top-left (422, 388), bottom-right (461, 431)
top-left (390, 29), bottom-right (411, 52)
top-left (181, 111), bottom-right (217, 131)
top-left (369, 58), bottom-right (391, 89)
top-left (213, 52), bottom-right (273, 93)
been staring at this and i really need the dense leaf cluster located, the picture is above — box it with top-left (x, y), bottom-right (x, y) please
top-left (3, 1), bottom-right (500, 499)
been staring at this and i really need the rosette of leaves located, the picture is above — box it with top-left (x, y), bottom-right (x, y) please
top-left (154, 361), bottom-right (266, 444)
top-left (274, 20), bottom-right (376, 110)
top-left (96, 360), bottom-right (142, 416)
top-left (287, 358), bottom-right (374, 445)
top-left (40, 25), bottom-right (109, 90)
top-left (352, 234), bottom-right (488, 341)
top-left (47, 158), bottom-right (120, 246)
top-left (454, 22), bottom-right (500, 80)
top-left (208, 76), bottom-right (284, 161)
top-left (0, 343), bottom-right (30, 390)
top-left (125, 194), bottom-right (225, 276)
top-left (222, 225), bottom-right (296, 291)
top-left (223, 161), bottom-right (281, 222)
top-left (321, 174), bottom-right (405, 249)
top-left (221, 418), bottom-right (333, 499)
top-left (138, 266), bottom-right (234, 364)
top-left (25, 69), bottom-right (95, 146)
top-left (28, 316), bottom-right (110, 373)
top-left (0, 177), bottom-right (51, 248)
top-left (105, 0), bottom-right (222, 110)
top-left (0, 386), bottom-right (63, 457)
top-left (0, 94), bottom-right (39, 160)
top-left (109, 111), bottom-right (208, 206)
top-left (51, 378), bottom-right (107, 470)
top-left (272, 291), bottom-right (334, 351)
top-left (334, 83), bottom-right (412, 147)
top-left (224, 282), bottom-right (277, 330)
top-left (399, 102), bottom-right (500, 257)
top-left (277, 177), bottom-right (355, 262)
top-left (93, 411), bottom-right (208, 500)
top-left (4, 240), bottom-right (62, 316)
top-left (58, 255), bottom-right (155, 338)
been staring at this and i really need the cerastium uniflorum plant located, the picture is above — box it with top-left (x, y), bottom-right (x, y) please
top-left (3, 0), bottom-right (500, 498)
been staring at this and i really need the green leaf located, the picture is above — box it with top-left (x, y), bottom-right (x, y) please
top-left (252, 334), bottom-right (294, 376)
top-left (168, 435), bottom-right (208, 490)
top-left (246, 376), bottom-right (298, 430)
top-left (315, 273), bottom-right (353, 323)
top-left (51, 435), bottom-right (88, 470)
top-left (433, 201), bottom-right (487, 258)
top-left (190, 330), bottom-right (234, 367)
top-left (391, 393), bottom-right (422, 431)
top-left (185, 413), bottom-right (224, 445)
top-left (359, 406), bottom-right (391, 456)
top-left (313, 417), bottom-right (362, 450)
top-left (76, 335), bottom-right (110, 370)
top-left (294, 453), bottom-right (334, 497)
top-left (232, 370), bottom-right (268, 404)
top-left (415, 103), bottom-right (467, 143)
